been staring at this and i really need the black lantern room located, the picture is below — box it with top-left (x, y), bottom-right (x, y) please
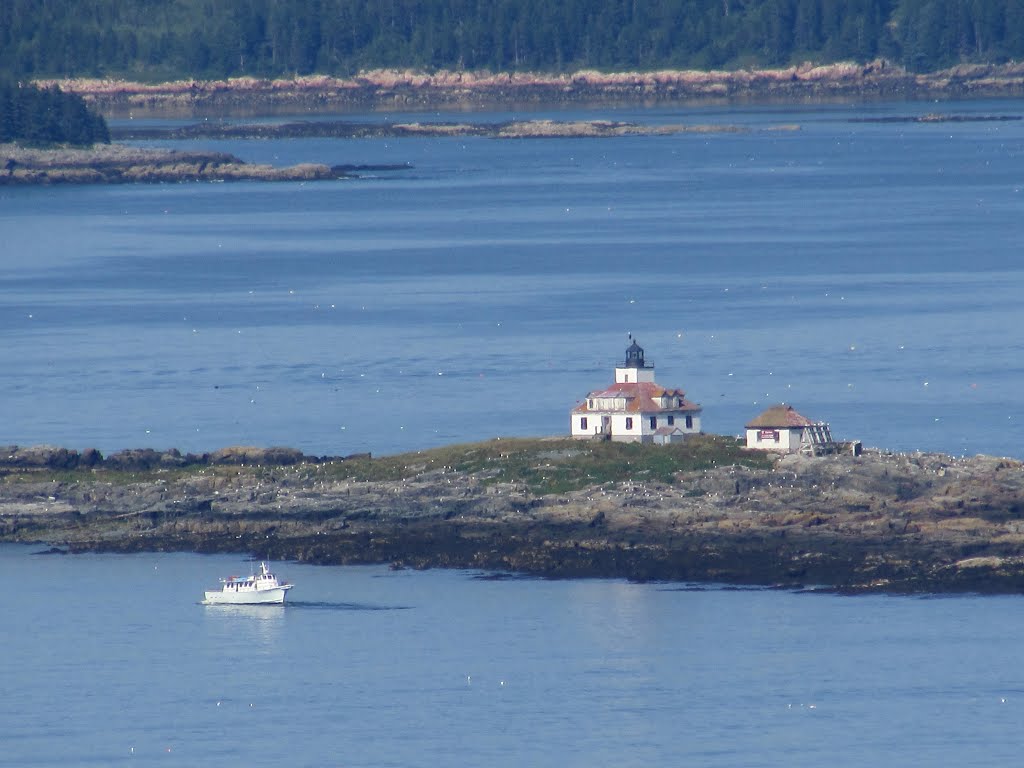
top-left (624, 338), bottom-right (648, 368)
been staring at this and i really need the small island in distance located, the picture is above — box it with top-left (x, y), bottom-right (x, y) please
top-left (3, 435), bottom-right (1023, 595)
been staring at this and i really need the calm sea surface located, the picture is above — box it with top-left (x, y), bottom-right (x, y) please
top-left (1, 99), bottom-right (1022, 459)
top-left (4, 544), bottom-right (1024, 768)
top-left (2, 100), bottom-right (1024, 766)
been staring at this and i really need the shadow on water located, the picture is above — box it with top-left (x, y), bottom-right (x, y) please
top-left (470, 571), bottom-right (541, 582)
top-left (286, 600), bottom-right (412, 612)
top-left (656, 584), bottom-right (775, 593)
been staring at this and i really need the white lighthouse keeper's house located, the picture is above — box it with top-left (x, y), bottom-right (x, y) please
top-left (571, 339), bottom-right (702, 443)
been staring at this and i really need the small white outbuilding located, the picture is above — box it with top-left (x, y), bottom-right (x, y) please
top-left (745, 404), bottom-right (834, 454)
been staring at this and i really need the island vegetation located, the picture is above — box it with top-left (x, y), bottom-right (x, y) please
top-left (1, 0), bottom-right (1022, 82)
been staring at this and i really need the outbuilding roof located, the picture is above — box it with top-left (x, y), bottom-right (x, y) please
top-left (652, 426), bottom-right (686, 436)
top-left (745, 404), bottom-right (817, 429)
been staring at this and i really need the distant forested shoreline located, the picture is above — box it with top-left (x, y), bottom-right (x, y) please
top-left (1, 0), bottom-right (1022, 82)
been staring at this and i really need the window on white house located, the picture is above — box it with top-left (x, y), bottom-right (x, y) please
top-left (580, 417), bottom-right (588, 431)
top-left (650, 416), bottom-right (657, 429)
top-left (685, 414), bottom-right (693, 429)
top-left (625, 417), bottom-right (633, 430)
top-left (667, 415), bottom-right (675, 426)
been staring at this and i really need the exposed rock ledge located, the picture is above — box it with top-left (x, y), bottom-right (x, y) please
top-left (0, 143), bottom-right (345, 185)
top-left (110, 118), bottom-right (776, 142)
top-left (2, 118), bottom-right (784, 185)
top-left (2, 436), bottom-right (1023, 594)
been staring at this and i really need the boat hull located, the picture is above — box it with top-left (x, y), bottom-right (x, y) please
top-left (202, 585), bottom-right (293, 605)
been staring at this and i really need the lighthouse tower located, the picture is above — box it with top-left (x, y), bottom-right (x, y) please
top-left (615, 338), bottom-right (656, 384)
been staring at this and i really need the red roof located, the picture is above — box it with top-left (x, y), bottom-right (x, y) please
top-left (573, 381), bottom-right (702, 414)
top-left (745, 404), bottom-right (816, 429)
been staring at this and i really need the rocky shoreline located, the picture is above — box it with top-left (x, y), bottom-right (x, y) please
top-left (38, 61), bottom-right (1024, 117)
top-left (3, 436), bottom-right (1023, 594)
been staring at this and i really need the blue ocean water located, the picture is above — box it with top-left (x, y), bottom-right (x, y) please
top-left (1, 99), bottom-right (1023, 459)
top-left (3, 544), bottom-right (1024, 768)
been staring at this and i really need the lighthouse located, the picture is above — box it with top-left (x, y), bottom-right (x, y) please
top-left (571, 339), bottom-right (702, 443)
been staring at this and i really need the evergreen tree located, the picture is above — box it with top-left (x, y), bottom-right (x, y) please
top-left (0, 81), bottom-right (110, 145)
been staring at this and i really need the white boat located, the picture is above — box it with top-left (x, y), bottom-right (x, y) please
top-left (202, 561), bottom-right (294, 605)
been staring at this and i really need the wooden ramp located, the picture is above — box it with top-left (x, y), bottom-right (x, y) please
top-left (800, 422), bottom-right (837, 456)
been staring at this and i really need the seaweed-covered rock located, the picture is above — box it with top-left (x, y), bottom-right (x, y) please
top-left (0, 445), bottom-right (82, 469)
top-left (209, 446), bottom-right (305, 465)
top-left (102, 448), bottom-right (167, 471)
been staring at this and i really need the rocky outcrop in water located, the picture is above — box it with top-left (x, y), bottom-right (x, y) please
top-left (0, 144), bottom-right (344, 185)
top-left (2, 439), bottom-right (1023, 594)
top-left (110, 118), bottom-right (762, 142)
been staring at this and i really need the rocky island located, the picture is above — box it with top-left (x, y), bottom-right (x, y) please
top-left (3, 436), bottom-right (1023, 594)
top-left (0, 143), bottom-right (350, 185)
top-left (109, 117), bottom-right (764, 142)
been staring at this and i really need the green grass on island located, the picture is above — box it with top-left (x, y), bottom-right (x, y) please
top-left (319, 435), bottom-right (773, 493)
top-left (0, 435), bottom-right (773, 496)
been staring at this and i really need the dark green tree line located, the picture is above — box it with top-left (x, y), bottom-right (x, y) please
top-left (1, 0), bottom-right (1022, 80)
top-left (0, 81), bottom-right (110, 144)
